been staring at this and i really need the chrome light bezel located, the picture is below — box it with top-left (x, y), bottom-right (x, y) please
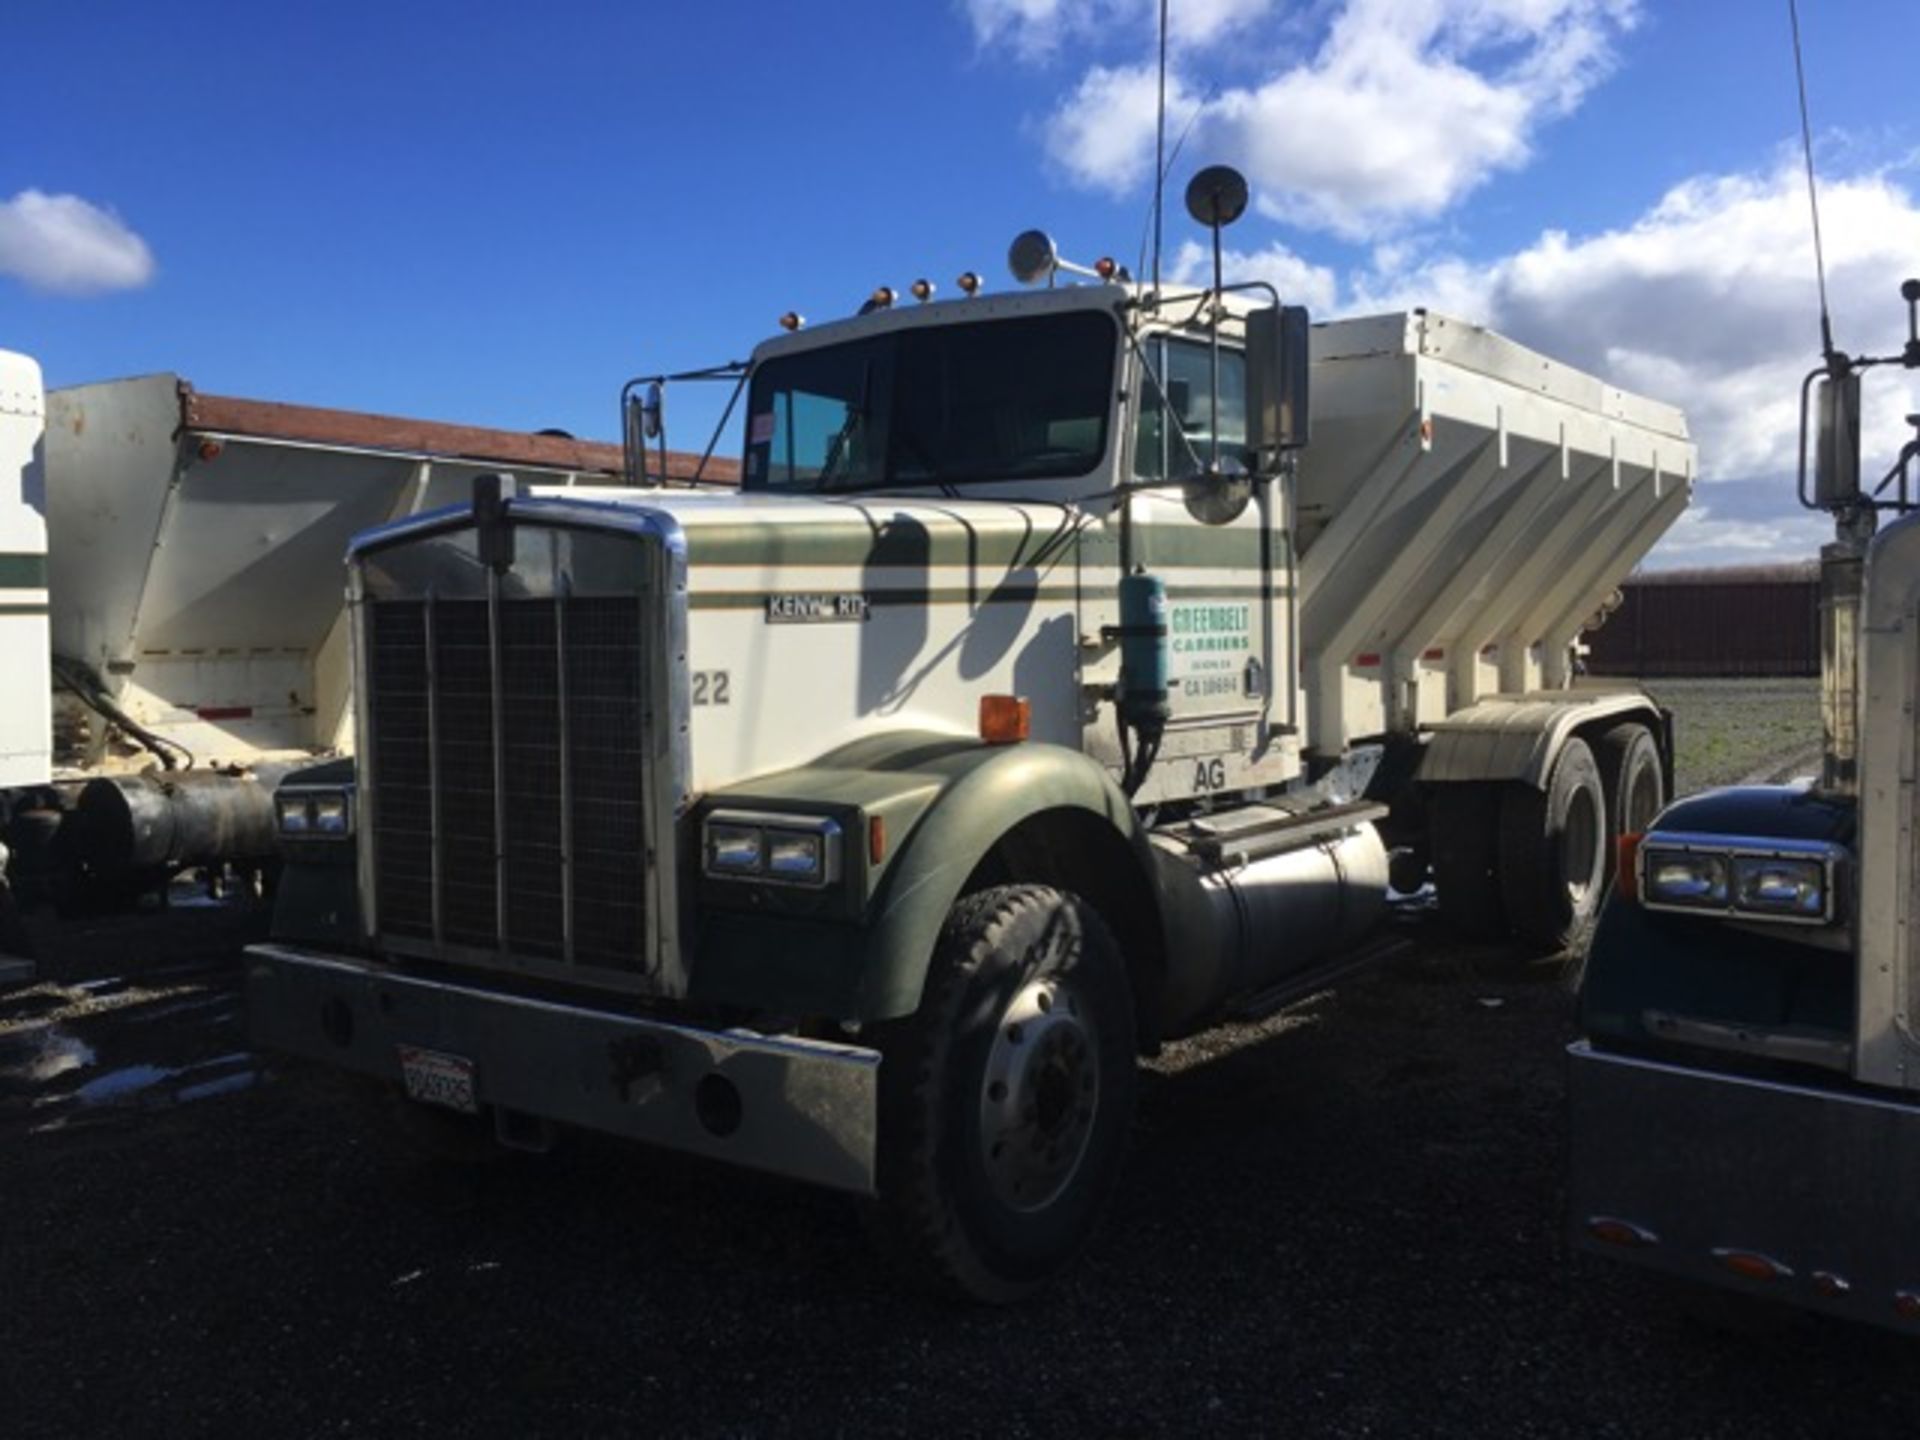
top-left (276, 786), bottom-right (356, 841)
top-left (1637, 830), bottom-right (1844, 926)
top-left (700, 810), bottom-right (843, 889)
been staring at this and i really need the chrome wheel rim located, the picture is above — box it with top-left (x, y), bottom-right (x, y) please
top-left (978, 976), bottom-right (1100, 1214)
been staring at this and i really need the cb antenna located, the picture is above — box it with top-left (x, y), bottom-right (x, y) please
top-left (1789, 0), bottom-right (1836, 360)
top-left (1152, 0), bottom-right (1168, 294)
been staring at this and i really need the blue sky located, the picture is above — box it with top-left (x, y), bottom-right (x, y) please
top-left (4, 0), bottom-right (1917, 565)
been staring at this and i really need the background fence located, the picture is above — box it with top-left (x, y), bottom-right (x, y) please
top-left (1582, 562), bottom-right (1820, 677)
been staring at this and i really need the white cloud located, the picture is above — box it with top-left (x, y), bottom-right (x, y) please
top-left (0, 190), bottom-right (156, 296)
top-left (1168, 236), bottom-right (1337, 311)
top-left (963, 0), bottom-right (1272, 60)
top-left (1037, 0), bottom-right (1636, 238)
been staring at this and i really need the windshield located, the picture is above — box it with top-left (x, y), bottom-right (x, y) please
top-left (743, 310), bottom-right (1117, 492)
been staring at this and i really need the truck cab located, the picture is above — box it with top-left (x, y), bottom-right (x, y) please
top-left (1569, 279), bottom-right (1920, 1331)
top-left (248, 183), bottom-right (1693, 1300)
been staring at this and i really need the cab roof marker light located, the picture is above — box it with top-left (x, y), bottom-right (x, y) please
top-left (779, 311), bottom-right (805, 331)
top-left (956, 271), bottom-right (982, 296)
top-left (911, 279), bottom-right (936, 303)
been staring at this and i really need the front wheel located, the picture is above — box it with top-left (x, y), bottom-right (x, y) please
top-left (871, 884), bottom-right (1137, 1303)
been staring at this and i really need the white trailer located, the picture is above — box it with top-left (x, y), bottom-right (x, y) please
top-left (246, 181), bottom-right (1695, 1300)
top-left (2, 368), bottom-right (726, 912)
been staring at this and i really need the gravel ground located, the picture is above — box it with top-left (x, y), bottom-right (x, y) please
top-left (4, 678), bottom-right (1899, 1439)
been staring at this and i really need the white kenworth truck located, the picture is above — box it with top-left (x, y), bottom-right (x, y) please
top-left (1570, 279), bottom-right (1920, 1333)
top-left (247, 170), bottom-right (1693, 1299)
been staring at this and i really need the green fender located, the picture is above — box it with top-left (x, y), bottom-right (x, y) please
top-left (691, 732), bottom-right (1167, 1024)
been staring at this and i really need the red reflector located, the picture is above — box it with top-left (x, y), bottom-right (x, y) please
top-left (1895, 1291), bottom-right (1920, 1320)
top-left (1616, 833), bottom-right (1642, 901)
top-left (1422, 647), bottom-right (1445, 661)
top-left (194, 705), bottom-right (254, 721)
top-left (1354, 653), bottom-right (1381, 667)
top-left (1586, 1216), bottom-right (1658, 1248)
top-left (1712, 1248), bottom-right (1792, 1282)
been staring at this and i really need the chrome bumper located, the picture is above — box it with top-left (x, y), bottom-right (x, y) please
top-left (246, 943), bottom-right (880, 1194)
top-left (1568, 1041), bottom-right (1920, 1331)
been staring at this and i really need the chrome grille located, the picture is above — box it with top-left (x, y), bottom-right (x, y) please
top-left (366, 590), bottom-right (648, 971)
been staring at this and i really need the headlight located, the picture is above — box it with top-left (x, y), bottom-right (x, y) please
top-left (276, 787), bottom-right (354, 840)
top-left (767, 831), bottom-right (824, 880)
top-left (312, 793), bottom-right (352, 835)
top-left (1642, 849), bottom-right (1729, 908)
top-left (707, 823), bottom-right (764, 874)
top-left (701, 811), bottom-right (842, 888)
top-left (1732, 855), bottom-right (1826, 919)
top-left (1638, 831), bottom-right (1840, 925)
top-left (275, 795), bottom-right (312, 835)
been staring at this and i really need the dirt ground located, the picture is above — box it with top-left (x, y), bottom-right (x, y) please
top-left (7, 677), bottom-right (1897, 1439)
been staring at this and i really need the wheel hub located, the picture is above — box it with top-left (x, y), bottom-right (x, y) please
top-left (978, 976), bottom-right (1100, 1213)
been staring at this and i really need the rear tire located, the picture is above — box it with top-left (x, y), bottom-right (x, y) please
top-left (1593, 722), bottom-right (1665, 877)
top-left (871, 884), bottom-right (1137, 1304)
top-left (1499, 738), bottom-right (1608, 952)
top-left (1430, 784), bottom-right (1506, 939)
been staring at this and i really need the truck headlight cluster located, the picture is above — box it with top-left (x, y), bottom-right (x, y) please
top-left (276, 788), bottom-right (354, 839)
top-left (1637, 831), bottom-right (1841, 925)
top-left (702, 811), bottom-right (842, 888)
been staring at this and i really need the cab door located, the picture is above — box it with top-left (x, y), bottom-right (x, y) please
top-left (1126, 332), bottom-right (1299, 802)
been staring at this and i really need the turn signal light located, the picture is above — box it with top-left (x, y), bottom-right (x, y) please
top-left (979, 694), bottom-right (1031, 745)
top-left (779, 311), bottom-right (805, 331)
top-left (956, 270), bottom-right (982, 296)
top-left (1616, 832), bottom-right (1642, 901)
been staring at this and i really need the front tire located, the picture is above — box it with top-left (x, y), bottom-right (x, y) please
top-left (871, 884), bottom-right (1137, 1303)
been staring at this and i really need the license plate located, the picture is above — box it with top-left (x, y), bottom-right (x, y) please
top-left (398, 1046), bottom-right (478, 1114)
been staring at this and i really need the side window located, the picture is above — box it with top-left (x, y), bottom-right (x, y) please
top-left (1133, 338), bottom-right (1249, 479)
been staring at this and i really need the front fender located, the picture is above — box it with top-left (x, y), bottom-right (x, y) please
top-left (691, 733), bottom-right (1160, 1022)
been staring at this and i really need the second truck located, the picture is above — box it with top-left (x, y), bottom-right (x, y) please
top-left (247, 168), bottom-right (1693, 1299)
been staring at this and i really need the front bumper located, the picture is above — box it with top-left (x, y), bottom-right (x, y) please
top-left (1568, 1041), bottom-right (1920, 1331)
top-left (246, 943), bottom-right (880, 1194)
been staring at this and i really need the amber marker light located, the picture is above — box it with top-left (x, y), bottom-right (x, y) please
top-left (1094, 256), bottom-right (1117, 280)
top-left (911, 278), bottom-right (936, 303)
top-left (868, 814), bottom-right (887, 866)
top-left (779, 311), bottom-right (805, 331)
top-left (197, 439), bottom-right (223, 462)
top-left (979, 694), bottom-right (1031, 745)
top-left (870, 286), bottom-right (896, 310)
top-left (1616, 833), bottom-right (1643, 901)
top-left (956, 270), bottom-right (982, 296)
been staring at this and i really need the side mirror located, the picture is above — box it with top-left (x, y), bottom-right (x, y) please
top-left (1247, 303), bottom-right (1311, 463)
top-left (1814, 371), bottom-right (1861, 508)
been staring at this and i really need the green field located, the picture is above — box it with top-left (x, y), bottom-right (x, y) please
top-left (1639, 676), bottom-right (1823, 794)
